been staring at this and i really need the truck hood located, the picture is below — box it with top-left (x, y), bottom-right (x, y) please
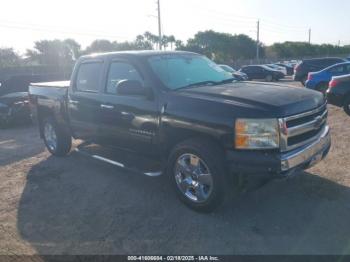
top-left (178, 81), bottom-right (325, 117)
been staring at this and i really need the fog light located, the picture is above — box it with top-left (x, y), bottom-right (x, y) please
top-left (281, 160), bottom-right (289, 171)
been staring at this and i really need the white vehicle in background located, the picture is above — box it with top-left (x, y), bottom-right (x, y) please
top-left (265, 64), bottom-right (287, 76)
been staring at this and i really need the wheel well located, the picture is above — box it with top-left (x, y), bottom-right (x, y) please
top-left (163, 131), bottom-right (224, 160)
top-left (316, 81), bottom-right (328, 87)
top-left (342, 92), bottom-right (350, 105)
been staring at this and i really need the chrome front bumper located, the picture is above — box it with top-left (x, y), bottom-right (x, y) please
top-left (280, 125), bottom-right (331, 171)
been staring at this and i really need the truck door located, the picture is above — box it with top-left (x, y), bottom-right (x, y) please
top-left (98, 59), bottom-right (159, 155)
top-left (68, 60), bottom-right (104, 140)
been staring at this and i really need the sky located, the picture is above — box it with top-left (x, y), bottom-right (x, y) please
top-left (1, 0), bottom-right (349, 53)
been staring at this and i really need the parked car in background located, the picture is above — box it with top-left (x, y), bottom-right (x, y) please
top-left (305, 62), bottom-right (350, 93)
top-left (240, 65), bottom-right (284, 81)
top-left (0, 92), bottom-right (31, 127)
top-left (218, 64), bottom-right (248, 81)
top-left (276, 63), bottom-right (294, 75)
top-left (294, 57), bottom-right (346, 85)
top-left (265, 64), bottom-right (287, 76)
top-left (327, 74), bottom-right (350, 115)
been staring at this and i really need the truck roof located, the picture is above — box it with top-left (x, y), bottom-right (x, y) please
top-left (81, 50), bottom-right (198, 60)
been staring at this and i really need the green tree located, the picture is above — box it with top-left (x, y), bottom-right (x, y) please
top-left (84, 39), bottom-right (116, 54)
top-left (144, 31), bottom-right (159, 49)
top-left (180, 30), bottom-right (258, 63)
top-left (268, 41), bottom-right (350, 59)
top-left (0, 48), bottom-right (21, 68)
top-left (26, 39), bottom-right (81, 66)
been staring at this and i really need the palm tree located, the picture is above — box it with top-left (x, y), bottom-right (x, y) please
top-left (144, 31), bottom-right (159, 49)
top-left (168, 35), bottom-right (176, 50)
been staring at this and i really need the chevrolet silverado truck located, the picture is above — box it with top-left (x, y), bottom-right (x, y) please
top-left (29, 51), bottom-right (331, 212)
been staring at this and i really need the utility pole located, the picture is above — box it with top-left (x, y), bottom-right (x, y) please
top-left (308, 28), bottom-right (311, 44)
top-left (256, 20), bottom-right (260, 62)
top-left (157, 0), bottom-right (162, 50)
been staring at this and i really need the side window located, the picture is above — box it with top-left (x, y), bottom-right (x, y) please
top-left (106, 62), bottom-right (143, 94)
top-left (345, 64), bottom-right (350, 73)
top-left (329, 65), bottom-right (344, 74)
top-left (331, 59), bottom-right (344, 64)
top-left (76, 62), bottom-right (103, 92)
top-left (242, 67), bottom-right (249, 73)
top-left (247, 67), bottom-right (256, 73)
top-left (323, 59), bottom-right (340, 67)
top-left (256, 67), bottom-right (264, 73)
top-left (251, 66), bottom-right (261, 73)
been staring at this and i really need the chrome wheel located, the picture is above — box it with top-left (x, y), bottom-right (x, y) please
top-left (174, 153), bottom-right (213, 203)
top-left (44, 122), bottom-right (57, 151)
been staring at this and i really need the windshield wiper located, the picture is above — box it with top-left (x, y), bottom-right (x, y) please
top-left (177, 81), bottom-right (218, 90)
top-left (215, 78), bottom-right (237, 84)
top-left (176, 78), bottom-right (236, 91)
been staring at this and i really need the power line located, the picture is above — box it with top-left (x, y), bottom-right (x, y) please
top-left (187, 5), bottom-right (256, 21)
top-left (0, 20), bottom-right (131, 40)
top-left (260, 19), bottom-right (307, 31)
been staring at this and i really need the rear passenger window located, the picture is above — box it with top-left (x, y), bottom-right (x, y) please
top-left (76, 62), bottom-right (103, 92)
top-left (106, 62), bottom-right (143, 94)
top-left (251, 66), bottom-right (261, 73)
top-left (329, 65), bottom-right (344, 74)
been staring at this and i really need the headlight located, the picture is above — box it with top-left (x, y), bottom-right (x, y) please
top-left (235, 118), bottom-right (279, 149)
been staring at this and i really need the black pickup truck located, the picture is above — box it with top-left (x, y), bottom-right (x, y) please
top-left (29, 51), bottom-right (331, 211)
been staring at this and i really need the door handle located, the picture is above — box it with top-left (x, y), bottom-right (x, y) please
top-left (100, 104), bottom-right (114, 110)
top-left (120, 111), bottom-right (134, 120)
top-left (69, 100), bottom-right (79, 105)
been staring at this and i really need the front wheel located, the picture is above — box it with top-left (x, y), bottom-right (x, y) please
top-left (265, 75), bottom-right (273, 82)
top-left (301, 76), bottom-right (307, 86)
top-left (42, 117), bottom-right (72, 156)
top-left (167, 139), bottom-right (228, 212)
top-left (343, 96), bottom-right (350, 116)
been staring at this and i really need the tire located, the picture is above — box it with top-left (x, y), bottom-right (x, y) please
top-left (41, 116), bottom-right (72, 156)
top-left (167, 138), bottom-right (228, 212)
top-left (343, 96), bottom-right (350, 116)
top-left (316, 82), bottom-right (328, 94)
top-left (301, 76), bottom-right (307, 86)
top-left (265, 75), bottom-right (273, 82)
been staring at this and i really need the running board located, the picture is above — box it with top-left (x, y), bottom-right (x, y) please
top-left (74, 148), bottom-right (163, 177)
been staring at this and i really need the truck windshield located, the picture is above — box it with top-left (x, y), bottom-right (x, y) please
top-left (148, 54), bottom-right (233, 90)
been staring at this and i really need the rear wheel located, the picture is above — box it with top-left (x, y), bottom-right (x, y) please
top-left (265, 74), bottom-right (273, 82)
top-left (167, 138), bottom-right (228, 212)
top-left (343, 96), bottom-right (350, 116)
top-left (301, 76), bottom-right (307, 86)
top-left (42, 117), bottom-right (71, 156)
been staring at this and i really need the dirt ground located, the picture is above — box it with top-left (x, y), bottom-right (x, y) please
top-left (1, 80), bottom-right (350, 255)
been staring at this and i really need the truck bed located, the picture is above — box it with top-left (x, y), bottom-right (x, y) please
top-left (30, 81), bottom-right (70, 88)
top-left (29, 81), bottom-right (70, 121)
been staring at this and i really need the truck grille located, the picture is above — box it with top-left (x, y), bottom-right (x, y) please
top-left (279, 102), bottom-right (328, 152)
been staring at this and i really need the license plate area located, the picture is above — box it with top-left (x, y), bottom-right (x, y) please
top-left (308, 152), bottom-right (323, 168)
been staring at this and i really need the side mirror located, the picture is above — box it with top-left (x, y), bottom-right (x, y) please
top-left (116, 80), bottom-right (149, 97)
